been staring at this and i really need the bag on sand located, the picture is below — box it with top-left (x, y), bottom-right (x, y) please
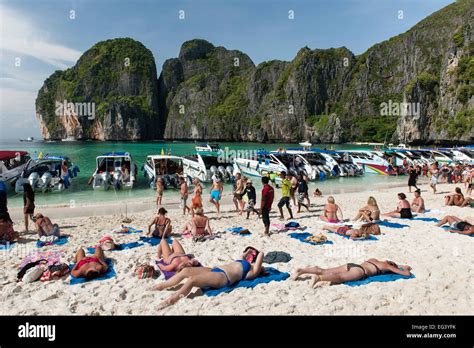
top-left (22, 267), bottom-right (44, 283)
top-left (135, 264), bottom-right (159, 279)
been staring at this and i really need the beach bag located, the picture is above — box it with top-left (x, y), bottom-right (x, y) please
top-left (40, 263), bottom-right (70, 281)
top-left (135, 264), bottom-right (158, 279)
top-left (17, 259), bottom-right (47, 280)
top-left (22, 266), bottom-right (44, 283)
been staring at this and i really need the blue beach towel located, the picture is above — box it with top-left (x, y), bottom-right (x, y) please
top-left (288, 232), bottom-right (333, 246)
top-left (86, 241), bottom-right (144, 254)
top-left (285, 221), bottom-right (300, 228)
top-left (378, 221), bottom-right (409, 229)
top-left (344, 272), bottom-right (415, 287)
top-left (412, 217), bottom-right (440, 223)
top-left (139, 236), bottom-right (172, 246)
top-left (116, 226), bottom-right (143, 234)
top-left (224, 227), bottom-right (252, 236)
top-left (202, 267), bottom-right (289, 297)
top-left (69, 258), bottom-right (116, 285)
top-left (327, 231), bottom-right (378, 241)
top-left (36, 236), bottom-right (69, 248)
top-left (0, 241), bottom-right (16, 250)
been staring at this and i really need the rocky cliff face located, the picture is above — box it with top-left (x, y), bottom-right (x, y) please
top-left (36, 38), bottom-right (161, 140)
top-left (37, 1), bottom-right (473, 144)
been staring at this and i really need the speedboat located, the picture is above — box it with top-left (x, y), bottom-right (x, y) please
top-left (284, 150), bottom-right (331, 179)
top-left (91, 152), bottom-right (137, 190)
top-left (195, 143), bottom-right (222, 156)
top-left (450, 148), bottom-right (474, 164)
top-left (341, 150), bottom-right (389, 175)
top-left (0, 151), bottom-right (30, 188)
top-left (19, 137), bottom-right (34, 142)
top-left (182, 153), bottom-right (234, 182)
top-left (15, 155), bottom-right (79, 193)
top-left (233, 150), bottom-right (287, 180)
top-left (143, 155), bottom-right (184, 189)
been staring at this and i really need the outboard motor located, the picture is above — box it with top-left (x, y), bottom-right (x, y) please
top-left (218, 165), bottom-right (227, 181)
top-left (169, 175), bottom-right (179, 189)
top-left (40, 172), bottom-right (53, 190)
top-left (28, 172), bottom-right (40, 190)
top-left (226, 165), bottom-right (234, 177)
top-left (113, 170), bottom-right (122, 190)
top-left (163, 175), bottom-right (171, 188)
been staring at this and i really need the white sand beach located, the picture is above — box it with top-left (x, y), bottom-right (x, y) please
top-left (1, 181), bottom-right (473, 315)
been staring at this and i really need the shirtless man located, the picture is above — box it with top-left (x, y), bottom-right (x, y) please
top-left (233, 173), bottom-right (244, 214)
top-left (411, 189), bottom-right (425, 213)
top-left (179, 177), bottom-right (191, 215)
top-left (209, 176), bottom-right (223, 215)
top-left (33, 214), bottom-right (60, 237)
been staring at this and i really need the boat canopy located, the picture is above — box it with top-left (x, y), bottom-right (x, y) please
top-left (0, 151), bottom-right (28, 161)
top-left (99, 152), bottom-right (131, 157)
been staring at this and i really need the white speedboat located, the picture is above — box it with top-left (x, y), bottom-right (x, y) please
top-left (341, 150), bottom-right (390, 175)
top-left (450, 148), bottom-right (474, 164)
top-left (182, 153), bottom-right (234, 183)
top-left (143, 155), bottom-right (184, 189)
top-left (19, 137), bottom-right (34, 142)
top-left (233, 151), bottom-right (288, 180)
top-left (91, 152), bottom-right (137, 190)
top-left (15, 155), bottom-right (79, 193)
top-left (195, 143), bottom-right (222, 156)
top-left (0, 151), bottom-right (30, 188)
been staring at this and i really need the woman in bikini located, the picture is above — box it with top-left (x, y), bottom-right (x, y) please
top-left (182, 208), bottom-right (212, 237)
top-left (71, 246), bottom-right (108, 279)
top-left (152, 248), bottom-right (265, 308)
top-left (352, 196), bottom-right (380, 222)
top-left (291, 258), bottom-right (412, 287)
top-left (155, 178), bottom-right (164, 207)
top-left (429, 163), bottom-right (439, 194)
top-left (147, 207), bottom-right (172, 238)
top-left (319, 196), bottom-right (343, 223)
top-left (156, 238), bottom-right (201, 275)
top-left (324, 222), bottom-right (380, 239)
top-left (382, 193), bottom-right (412, 219)
top-left (436, 215), bottom-right (474, 235)
top-left (444, 187), bottom-right (465, 206)
top-left (191, 178), bottom-right (203, 217)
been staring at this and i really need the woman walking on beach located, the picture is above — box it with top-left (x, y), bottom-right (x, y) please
top-left (407, 166), bottom-right (419, 192)
top-left (191, 178), bottom-right (203, 217)
top-left (291, 258), bottom-right (412, 287)
top-left (152, 248), bottom-right (265, 308)
top-left (22, 183), bottom-right (35, 232)
top-left (382, 193), bottom-right (412, 219)
top-left (352, 196), bottom-right (380, 222)
top-left (429, 163), bottom-right (439, 194)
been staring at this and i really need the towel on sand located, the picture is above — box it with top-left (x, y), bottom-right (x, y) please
top-left (69, 258), bottom-right (115, 285)
top-left (378, 221), bottom-right (409, 229)
top-left (36, 236), bottom-right (69, 248)
top-left (139, 236), bottom-right (172, 246)
top-left (412, 217), bottom-right (440, 223)
top-left (288, 232), bottom-right (334, 246)
top-left (271, 223), bottom-right (306, 232)
top-left (202, 267), bottom-right (289, 297)
top-left (344, 272), bottom-right (415, 287)
top-left (224, 227), bottom-right (252, 236)
top-left (114, 226), bottom-right (143, 234)
top-left (87, 241), bottom-right (144, 254)
top-left (19, 250), bottom-right (64, 269)
top-left (327, 231), bottom-right (378, 241)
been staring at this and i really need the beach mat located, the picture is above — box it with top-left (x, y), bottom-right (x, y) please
top-left (69, 258), bottom-right (116, 285)
top-left (378, 221), bottom-right (409, 229)
top-left (344, 272), bottom-right (415, 287)
top-left (224, 227), bottom-right (252, 236)
top-left (327, 231), bottom-right (378, 241)
top-left (288, 232), bottom-right (333, 246)
top-left (139, 236), bottom-right (172, 246)
top-left (412, 217), bottom-right (440, 223)
top-left (86, 241), bottom-right (144, 254)
top-left (202, 267), bottom-right (289, 297)
top-left (36, 236), bottom-right (69, 248)
top-left (0, 241), bottom-right (16, 250)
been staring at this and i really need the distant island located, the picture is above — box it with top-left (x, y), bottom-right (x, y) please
top-left (35, 0), bottom-right (473, 145)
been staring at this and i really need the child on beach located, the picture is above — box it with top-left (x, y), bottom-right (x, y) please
top-left (156, 178), bottom-right (164, 206)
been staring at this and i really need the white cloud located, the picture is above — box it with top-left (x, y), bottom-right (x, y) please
top-left (0, 4), bottom-right (82, 68)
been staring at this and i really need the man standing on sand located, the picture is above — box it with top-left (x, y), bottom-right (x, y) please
top-left (260, 176), bottom-right (274, 235)
top-left (278, 172), bottom-right (294, 220)
top-left (179, 177), bottom-right (191, 215)
top-left (233, 172), bottom-right (244, 214)
top-left (290, 173), bottom-right (298, 206)
top-left (209, 175), bottom-right (223, 215)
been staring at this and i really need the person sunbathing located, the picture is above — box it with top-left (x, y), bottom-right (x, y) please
top-left (71, 246), bottom-right (108, 279)
top-left (352, 196), bottom-right (380, 222)
top-left (33, 213), bottom-right (60, 238)
top-left (411, 189), bottom-right (425, 213)
top-left (444, 187), bottom-right (464, 206)
top-left (324, 222), bottom-right (380, 239)
top-left (152, 248), bottom-right (265, 308)
top-left (382, 193), bottom-right (412, 219)
top-left (0, 212), bottom-right (19, 243)
top-left (291, 258), bottom-right (412, 287)
top-left (436, 215), bottom-right (474, 235)
top-left (147, 207), bottom-right (172, 238)
top-left (182, 208), bottom-right (212, 237)
top-left (460, 196), bottom-right (473, 208)
top-left (319, 196), bottom-right (343, 223)
top-left (156, 238), bottom-right (201, 274)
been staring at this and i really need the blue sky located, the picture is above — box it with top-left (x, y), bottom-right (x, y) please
top-left (0, 0), bottom-right (454, 138)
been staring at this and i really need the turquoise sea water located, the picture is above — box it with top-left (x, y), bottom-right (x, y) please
top-left (0, 140), bottom-right (408, 208)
